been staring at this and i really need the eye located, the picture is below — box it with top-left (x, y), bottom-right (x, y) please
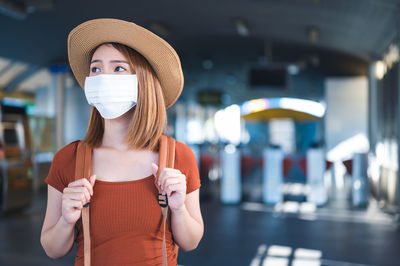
top-left (115, 66), bottom-right (126, 72)
top-left (91, 67), bottom-right (100, 73)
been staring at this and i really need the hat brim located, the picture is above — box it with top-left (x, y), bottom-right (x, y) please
top-left (68, 18), bottom-right (183, 108)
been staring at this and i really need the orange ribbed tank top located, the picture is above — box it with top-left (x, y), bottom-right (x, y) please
top-left (45, 140), bottom-right (201, 266)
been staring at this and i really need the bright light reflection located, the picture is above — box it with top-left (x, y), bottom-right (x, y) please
top-left (280, 98), bottom-right (325, 118)
top-left (225, 144), bottom-right (236, 154)
top-left (299, 202), bottom-right (316, 213)
top-left (215, 104), bottom-right (241, 145)
top-left (292, 259), bottom-right (321, 266)
top-left (262, 256), bottom-right (289, 266)
top-left (334, 162), bottom-right (346, 190)
top-left (368, 155), bottom-right (380, 184)
top-left (268, 245), bottom-right (293, 257)
top-left (251, 245), bottom-right (323, 266)
top-left (186, 119), bottom-right (203, 144)
top-left (294, 248), bottom-right (322, 259)
top-left (354, 179), bottom-right (361, 190)
top-left (282, 201), bottom-right (299, 213)
top-left (327, 133), bottom-right (369, 162)
top-left (282, 183), bottom-right (306, 196)
top-left (240, 97), bottom-right (325, 118)
top-left (241, 98), bottom-right (269, 115)
top-left (250, 244), bottom-right (268, 266)
top-left (375, 60), bottom-right (386, 80)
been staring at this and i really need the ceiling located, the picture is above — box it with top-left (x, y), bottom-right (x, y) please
top-left (0, 0), bottom-right (399, 93)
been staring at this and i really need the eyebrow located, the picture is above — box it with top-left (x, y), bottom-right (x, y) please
top-left (90, 59), bottom-right (130, 64)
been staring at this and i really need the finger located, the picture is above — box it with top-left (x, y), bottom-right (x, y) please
top-left (64, 199), bottom-right (83, 210)
top-left (66, 192), bottom-right (89, 204)
top-left (163, 179), bottom-right (186, 196)
top-left (161, 174), bottom-right (186, 191)
top-left (159, 170), bottom-right (182, 187)
top-left (163, 168), bottom-right (182, 174)
top-left (90, 175), bottom-right (97, 190)
top-left (153, 163), bottom-right (165, 187)
top-left (156, 167), bottom-right (182, 185)
top-left (64, 187), bottom-right (91, 202)
top-left (68, 178), bottom-right (94, 196)
top-left (165, 183), bottom-right (186, 197)
top-left (157, 168), bottom-right (166, 187)
top-left (161, 177), bottom-right (184, 191)
top-left (154, 165), bottom-right (179, 186)
top-left (68, 178), bottom-right (91, 188)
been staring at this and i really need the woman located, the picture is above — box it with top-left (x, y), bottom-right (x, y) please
top-left (40, 18), bottom-right (203, 266)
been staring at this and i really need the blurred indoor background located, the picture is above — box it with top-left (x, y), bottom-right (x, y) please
top-left (0, 0), bottom-right (399, 265)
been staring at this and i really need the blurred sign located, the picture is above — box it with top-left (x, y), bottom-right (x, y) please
top-left (198, 91), bottom-right (223, 106)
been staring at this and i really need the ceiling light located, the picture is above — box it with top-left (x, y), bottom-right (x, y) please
top-left (287, 64), bottom-right (299, 75)
top-left (307, 26), bottom-right (320, 42)
top-left (375, 60), bottom-right (386, 80)
top-left (202, 59), bottom-right (214, 70)
top-left (234, 18), bottom-right (250, 37)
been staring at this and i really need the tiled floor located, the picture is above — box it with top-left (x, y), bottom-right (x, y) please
top-left (0, 191), bottom-right (399, 266)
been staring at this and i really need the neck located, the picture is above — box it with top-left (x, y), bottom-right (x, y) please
top-left (101, 110), bottom-right (132, 150)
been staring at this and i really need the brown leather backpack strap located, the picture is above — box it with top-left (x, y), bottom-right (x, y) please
top-left (165, 136), bottom-right (175, 169)
top-left (75, 141), bottom-right (92, 266)
top-left (165, 137), bottom-right (180, 256)
top-left (155, 135), bottom-right (176, 266)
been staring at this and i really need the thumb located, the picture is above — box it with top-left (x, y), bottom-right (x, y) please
top-left (90, 174), bottom-right (96, 186)
top-left (151, 163), bottom-right (158, 176)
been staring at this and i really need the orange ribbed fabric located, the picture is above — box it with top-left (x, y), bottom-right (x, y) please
top-left (45, 140), bottom-right (201, 266)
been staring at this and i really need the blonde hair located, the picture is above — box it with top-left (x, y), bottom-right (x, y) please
top-left (83, 42), bottom-right (167, 151)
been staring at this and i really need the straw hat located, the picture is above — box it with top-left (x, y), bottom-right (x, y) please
top-left (68, 18), bottom-right (184, 108)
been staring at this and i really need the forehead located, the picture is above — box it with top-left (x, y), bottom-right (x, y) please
top-left (91, 44), bottom-right (128, 61)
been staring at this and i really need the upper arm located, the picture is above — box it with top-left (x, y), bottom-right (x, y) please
top-left (184, 189), bottom-right (203, 228)
top-left (174, 140), bottom-right (203, 227)
top-left (42, 141), bottom-right (78, 235)
top-left (41, 185), bottom-right (63, 235)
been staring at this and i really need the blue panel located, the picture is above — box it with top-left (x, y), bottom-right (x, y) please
top-left (296, 121), bottom-right (318, 152)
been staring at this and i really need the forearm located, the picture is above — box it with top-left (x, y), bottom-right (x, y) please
top-left (41, 217), bottom-right (75, 258)
top-left (171, 205), bottom-right (203, 251)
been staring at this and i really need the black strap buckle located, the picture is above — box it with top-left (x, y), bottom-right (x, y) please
top-left (158, 193), bottom-right (168, 208)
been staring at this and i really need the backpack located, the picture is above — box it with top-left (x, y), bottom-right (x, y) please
top-left (75, 134), bottom-right (177, 266)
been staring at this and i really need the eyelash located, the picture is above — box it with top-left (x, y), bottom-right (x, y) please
top-left (115, 66), bottom-right (125, 72)
top-left (90, 66), bottom-right (126, 73)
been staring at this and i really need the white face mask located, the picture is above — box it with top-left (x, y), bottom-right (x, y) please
top-left (84, 74), bottom-right (138, 119)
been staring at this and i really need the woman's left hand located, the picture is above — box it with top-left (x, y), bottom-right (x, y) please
top-left (152, 163), bottom-right (187, 212)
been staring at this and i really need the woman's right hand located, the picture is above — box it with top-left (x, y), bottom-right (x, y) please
top-left (61, 175), bottom-right (96, 225)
